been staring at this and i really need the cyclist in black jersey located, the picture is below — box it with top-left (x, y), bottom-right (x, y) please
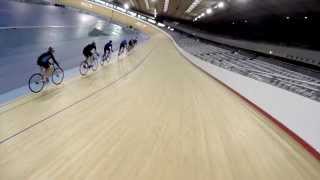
top-left (83, 42), bottom-right (99, 67)
top-left (37, 47), bottom-right (60, 82)
top-left (118, 40), bottom-right (127, 56)
top-left (103, 40), bottom-right (113, 59)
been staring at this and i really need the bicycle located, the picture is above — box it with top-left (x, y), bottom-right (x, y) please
top-left (127, 44), bottom-right (134, 53)
top-left (127, 39), bottom-right (138, 53)
top-left (118, 48), bottom-right (126, 57)
top-left (100, 50), bottom-right (112, 66)
top-left (28, 64), bottom-right (64, 93)
top-left (79, 54), bottom-right (99, 76)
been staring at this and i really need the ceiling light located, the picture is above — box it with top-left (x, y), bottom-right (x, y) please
top-left (157, 23), bottom-right (165, 27)
top-left (124, 3), bottom-right (130, 10)
top-left (206, 8), bottom-right (212, 14)
top-left (144, 0), bottom-right (150, 10)
top-left (154, 9), bottom-right (157, 18)
top-left (129, 0), bottom-right (135, 7)
top-left (185, 0), bottom-right (203, 14)
top-left (217, 1), bottom-right (225, 9)
top-left (164, 0), bottom-right (169, 13)
top-left (148, 18), bottom-right (156, 24)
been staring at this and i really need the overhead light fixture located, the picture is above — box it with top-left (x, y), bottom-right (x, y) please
top-left (129, 0), bottom-right (135, 7)
top-left (124, 3), bottom-right (130, 10)
top-left (128, 11), bottom-right (137, 17)
top-left (206, 8), bottom-right (212, 14)
top-left (157, 23), bottom-right (165, 27)
top-left (164, 0), bottom-right (170, 13)
top-left (144, 0), bottom-right (150, 10)
top-left (154, 9), bottom-right (157, 18)
top-left (217, 1), bottom-right (225, 9)
top-left (185, 0), bottom-right (203, 14)
top-left (148, 18), bottom-right (156, 24)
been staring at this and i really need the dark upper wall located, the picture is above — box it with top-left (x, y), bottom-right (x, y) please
top-left (191, 13), bottom-right (320, 51)
top-left (165, 21), bottom-right (320, 68)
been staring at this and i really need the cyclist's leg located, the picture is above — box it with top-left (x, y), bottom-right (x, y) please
top-left (102, 49), bottom-right (106, 59)
top-left (87, 55), bottom-right (94, 67)
top-left (48, 64), bottom-right (54, 75)
top-left (84, 51), bottom-right (91, 64)
top-left (107, 50), bottom-right (111, 60)
top-left (83, 54), bottom-right (87, 62)
top-left (39, 66), bottom-right (46, 80)
top-left (44, 67), bottom-right (50, 82)
top-left (118, 47), bottom-right (122, 55)
top-left (40, 62), bottom-right (49, 82)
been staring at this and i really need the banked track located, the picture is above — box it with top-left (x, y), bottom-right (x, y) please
top-left (0, 1), bottom-right (319, 179)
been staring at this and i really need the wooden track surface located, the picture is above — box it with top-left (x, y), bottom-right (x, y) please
top-left (0, 1), bottom-right (319, 179)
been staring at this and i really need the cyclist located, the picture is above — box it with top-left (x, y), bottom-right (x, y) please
top-left (83, 42), bottom-right (99, 67)
top-left (37, 47), bottom-right (60, 82)
top-left (118, 39), bottom-right (127, 56)
top-left (133, 37), bottom-right (138, 46)
top-left (128, 39), bottom-right (134, 52)
top-left (103, 40), bottom-right (113, 60)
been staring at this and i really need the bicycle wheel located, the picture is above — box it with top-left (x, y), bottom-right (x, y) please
top-left (80, 61), bottom-right (89, 76)
top-left (92, 58), bottom-right (98, 71)
top-left (29, 73), bottom-right (45, 93)
top-left (52, 67), bottom-right (64, 85)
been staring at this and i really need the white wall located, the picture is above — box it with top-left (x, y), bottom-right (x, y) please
top-left (170, 37), bottom-right (320, 154)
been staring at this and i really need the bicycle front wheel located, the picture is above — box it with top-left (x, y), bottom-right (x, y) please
top-left (52, 67), bottom-right (64, 85)
top-left (29, 73), bottom-right (45, 93)
top-left (80, 61), bottom-right (89, 76)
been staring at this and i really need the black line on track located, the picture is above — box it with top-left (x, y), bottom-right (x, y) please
top-left (0, 47), bottom-right (155, 145)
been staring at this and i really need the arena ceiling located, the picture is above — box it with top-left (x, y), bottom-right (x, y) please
top-left (111, 0), bottom-right (320, 23)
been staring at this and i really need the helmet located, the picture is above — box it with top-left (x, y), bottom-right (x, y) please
top-left (92, 41), bottom-right (96, 45)
top-left (109, 40), bottom-right (112, 43)
top-left (48, 47), bottom-right (55, 53)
